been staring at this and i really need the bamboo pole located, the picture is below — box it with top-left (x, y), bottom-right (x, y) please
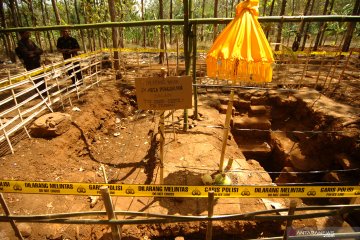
top-left (314, 59), bottom-right (324, 90)
top-left (192, 24), bottom-right (198, 120)
top-left (0, 118), bottom-right (14, 154)
top-left (1, 16), bottom-right (359, 33)
top-left (335, 51), bottom-right (352, 88)
top-left (28, 75), bottom-right (53, 113)
top-left (159, 111), bottom-right (165, 184)
top-left (95, 54), bottom-right (100, 86)
top-left (176, 35), bottom-right (179, 75)
top-left (324, 53), bottom-right (341, 90)
top-left (219, 89), bottom-right (234, 172)
top-left (206, 191), bottom-right (215, 240)
top-left (8, 71), bottom-right (31, 139)
top-left (53, 65), bottom-right (65, 110)
top-left (42, 65), bottom-right (50, 101)
top-left (283, 200), bottom-right (297, 240)
top-left (100, 186), bottom-right (121, 240)
top-left (0, 193), bottom-right (24, 240)
top-left (183, 0), bottom-right (190, 131)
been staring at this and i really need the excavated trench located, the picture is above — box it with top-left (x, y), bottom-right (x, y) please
top-left (229, 89), bottom-right (360, 186)
top-left (130, 87), bottom-right (360, 239)
top-left (1, 77), bottom-right (359, 239)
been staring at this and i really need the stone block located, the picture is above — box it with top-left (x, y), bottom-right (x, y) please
top-left (30, 112), bottom-right (72, 138)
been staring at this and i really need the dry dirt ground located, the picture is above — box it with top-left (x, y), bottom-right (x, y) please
top-left (0, 57), bottom-right (360, 239)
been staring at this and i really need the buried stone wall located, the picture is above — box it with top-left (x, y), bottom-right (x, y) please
top-left (230, 87), bottom-right (360, 185)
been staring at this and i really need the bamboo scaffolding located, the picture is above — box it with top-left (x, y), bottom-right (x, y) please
top-left (8, 72), bottom-right (31, 139)
top-left (0, 54), bottom-right (103, 154)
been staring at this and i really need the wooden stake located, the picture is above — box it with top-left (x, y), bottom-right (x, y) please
top-left (159, 111), bottom-right (165, 184)
top-left (326, 53), bottom-right (341, 91)
top-left (176, 35), bottom-right (179, 76)
top-left (283, 200), bottom-right (297, 240)
top-left (219, 89), bottom-right (234, 172)
top-left (206, 191), bottom-right (215, 240)
top-left (314, 59), bottom-right (324, 90)
top-left (0, 193), bottom-right (24, 240)
top-left (101, 164), bottom-right (108, 183)
top-left (337, 51), bottom-right (352, 87)
top-left (172, 110), bottom-right (176, 141)
top-left (100, 186), bottom-right (121, 240)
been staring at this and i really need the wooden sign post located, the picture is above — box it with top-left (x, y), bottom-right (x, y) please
top-left (135, 76), bottom-right (192, 184)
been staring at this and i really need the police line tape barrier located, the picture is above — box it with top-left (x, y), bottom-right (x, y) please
top-left (0, 52), bottom-right (100, 89)
top-left (2, 47), bottom-right (357, 88)
top-left (1, 180), bottom-right (359, 198)
top-left (103, 47), bottom-right (359, 56)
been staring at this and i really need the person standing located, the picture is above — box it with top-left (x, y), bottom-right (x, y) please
top-left (16, 31), bottom-right (46, 93)
top-left (57, 29), bottom-right (83, 85)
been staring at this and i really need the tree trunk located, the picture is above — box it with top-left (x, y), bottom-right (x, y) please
top-left (27, 0), bottom-right (42, 48)
top-left (319, 0), bottom-right (335, 46)
top-left (108, 0), bottom-right (119, 71)
top-left (159, 0), bottom-right (164, 64)
top-left (225, 0), bottom-right (228, 18)
top-left (200, 0), bottom-right (206, 41)
top-left (230, 0), bottom-right (235, 17)
top-left (40, 0), bottom-right (53, 52)
top-left (262, 0), bottom-right (268, 16)
top-left (213, 0), bottom-right (219, 42)
top-left (74, 0), bottom-right (86, 52)
top-left (51, 0), bottom-right (61, 25)
top-left (275, 0), bottom-right (287, 51)
top-left (300, 0), bottom-right (315, 51)
top-left (265, 0), bottom-right (275, 38)
top-left (14, 0), bottom-right (22, 28)
top-left (44, 0), bottom-right (57, 51)
top-left (21, 0), bottom-right (30, 27)
top-left (342, 0), bottom-right (360, 52)
top-left (291, 0), bottom-right (311, 51)
top-left (64, 0), bottom-right (71, 23)
top-left (82, 2), bottom-right (93, 51)
top-left (0, 0), bottom-right (14, 61)
top-left (169, 0), bottom-right (173, 44)
top-left (118, 1), bottom-right (125, 48)
top-left (313, 0), bottom-right (330, 50)
top-left (9, 0), bottom-right (19, 38)
top-left (141, 0), bottom-right (146, 47)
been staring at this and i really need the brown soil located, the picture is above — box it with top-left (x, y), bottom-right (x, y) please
top-left (0, 57), bottom-right (360, 239)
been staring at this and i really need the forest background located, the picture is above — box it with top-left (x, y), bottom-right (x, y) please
top-left (0, 0), bottom-right (359, 62)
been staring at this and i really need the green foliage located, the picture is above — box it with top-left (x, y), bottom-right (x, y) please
top-left (1, 0), bottom-right (358, 51)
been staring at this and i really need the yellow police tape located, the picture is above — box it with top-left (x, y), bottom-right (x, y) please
top-left (1, 180), bottom-right (359, 198)
top-left (1, 47), bottom-right (358, 89)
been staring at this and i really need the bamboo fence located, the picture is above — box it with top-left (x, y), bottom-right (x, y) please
top-left (0, 52), bottom-right (103, 154)
top-left (1, 48), bottom-right (359, 155)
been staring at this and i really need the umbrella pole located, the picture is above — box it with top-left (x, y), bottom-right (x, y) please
top-left (219, 89), bottom-right (234, 172)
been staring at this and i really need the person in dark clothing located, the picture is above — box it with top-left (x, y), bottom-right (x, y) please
top-left (57, 29), bottom-right (82, 85)
top-left (16, 31), bottom-right (46, 93)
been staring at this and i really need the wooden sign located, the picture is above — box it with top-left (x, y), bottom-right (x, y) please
top-left (135, 76), bottom-right (192, 110)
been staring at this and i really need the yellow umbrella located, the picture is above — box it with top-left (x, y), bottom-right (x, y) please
top-left (206, 0), bottom-right (274, 173)
top-left (206, 0), bottom-right (274, 82)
